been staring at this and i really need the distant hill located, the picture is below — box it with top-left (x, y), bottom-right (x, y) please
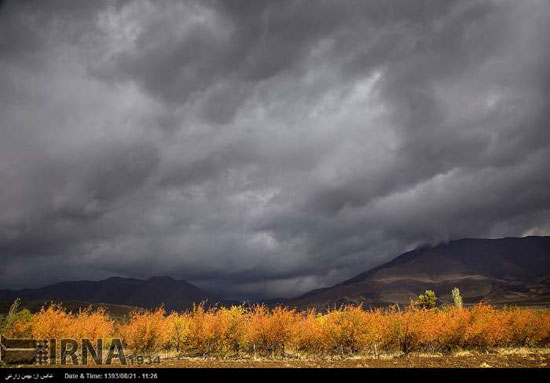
top-left (2, 237), bottom-right (549, 312)
top-left (0, 276), bottom-right (229, 312)
top-left (292, 236), bottom-right (550, 308)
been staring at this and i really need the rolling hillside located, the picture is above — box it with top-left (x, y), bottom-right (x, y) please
top-left (292, 236), bottom-right (550, 308)
top-left (0, 276), bottom-right (227, 312)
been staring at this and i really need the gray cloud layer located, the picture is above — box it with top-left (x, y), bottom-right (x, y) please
top-left (1, 0), bottom-right (550, 299)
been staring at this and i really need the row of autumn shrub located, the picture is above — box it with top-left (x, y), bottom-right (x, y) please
top-left (4, 303), bottom-right (550, 357)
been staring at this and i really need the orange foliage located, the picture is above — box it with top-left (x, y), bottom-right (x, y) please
top-left (7, 304), bottom-right (115, 344)
top-left (314, 306), bottom-right (372, 355)
top-left (245, 305), bottom-right (296, 357)
top-left (71, 307), bottom-right (115, 343)
top-left (293, 309), bottom-right (324, 356)
top-left (27, 304), bottom-right (74, 340)
top-left (118, 308), bottom-right (170, 353)
top-left (6, 302), bottom-right (550, 357)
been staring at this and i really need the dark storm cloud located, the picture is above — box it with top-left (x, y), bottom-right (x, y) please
top-left (1, 0), bottom-right (550, 299)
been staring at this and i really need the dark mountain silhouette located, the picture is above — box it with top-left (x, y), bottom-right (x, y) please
top-left (2, 237), bottom-right (549, 312)
top-left (0, 276), bottom-right (229, 312)
top-left (292, 236), bottom-right (550, 308)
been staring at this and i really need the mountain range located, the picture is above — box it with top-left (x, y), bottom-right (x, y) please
top-left (0, 276), bottom-right (226, 313)
top-left (1, 236), bottom-right (549, 312)
top-left (291, 236), bottom-right (550, 308)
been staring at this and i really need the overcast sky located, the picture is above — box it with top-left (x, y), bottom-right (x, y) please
top-left (1, 0), bottom-right (549, 299)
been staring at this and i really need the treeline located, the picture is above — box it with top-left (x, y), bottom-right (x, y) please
top-left (3, 301), bottom-right (550, 358)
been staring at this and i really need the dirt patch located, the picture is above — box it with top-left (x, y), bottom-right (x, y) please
top-left (4, 350), bottom-right (549, 368)
top-left (157, 352), bottom-right (550, 368)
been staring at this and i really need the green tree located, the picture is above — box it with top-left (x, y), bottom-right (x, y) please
top-left (0, 298), bottom-right (32, 334)
top-left (415, 290), bottom-right (437, 309)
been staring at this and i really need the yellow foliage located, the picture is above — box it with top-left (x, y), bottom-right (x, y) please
top-left (118, 308), bottom-right (170, 353)
top-left (6, 301), bottom-right (550, 357)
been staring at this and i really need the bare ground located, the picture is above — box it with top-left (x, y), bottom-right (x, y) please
top-left (4, 348), bottom-right (549, 368)
top-left (158, 350), bottom-right (550, 368)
